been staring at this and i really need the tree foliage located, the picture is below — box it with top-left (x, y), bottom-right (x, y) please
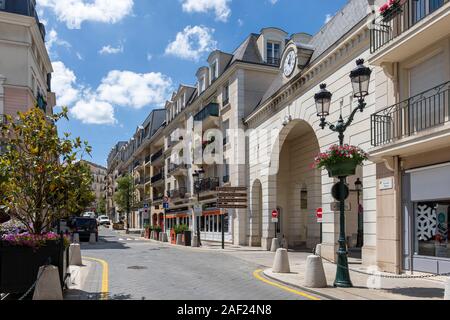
top-left (96, 196), bottom-right (106, 215)
top-left (0, 107), bottom-right (94, 234)
top-left (113, 174), bottom-right (134, 217)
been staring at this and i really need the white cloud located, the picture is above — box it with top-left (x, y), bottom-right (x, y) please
top-left (37, 0), bottom-right (134, 29)
top-left (165, 25), bottom-right (217, 61)
top-left (147, 53), bottom-right (153, 61)
top-left (237, 18), bottom-right (244, 27)
top-left (46, 28), bottom-right (71, 57)
top-left (51, 62), bottom-right (172, 125)
top-left (181, 0), bottom-right (231, 22)
top-left (99, 44), bottom-right (124, 55)
top-left (52, 61), bottom-right (79, 106)
top-left (97, 71), bottom-right (172, 109)
top-left (71, 98), bottom-right (116, 125)
top-left (269, 0), bottom-right (278, 4)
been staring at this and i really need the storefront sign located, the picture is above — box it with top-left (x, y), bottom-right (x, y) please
top-left (379, 177), bottom-right (393, 190)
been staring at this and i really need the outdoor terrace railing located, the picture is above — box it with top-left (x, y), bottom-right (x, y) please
top-left (168, 163), bottom-right (188, 173)
top-left (195, 177), bottom-right (220, 193)
top-left (194, 103), bottom-right (219, 122)
top-left (169, 187), bottom-right (187, 199)
top-left (371, 81), bottom-right (450, 147)
top-left (151, 172), bottom-right (164, 184)
top-left (370, 0), bottom-right (448, 53)
top-left (266, 57), bottom-right (281, 66)
top-left (151, 149), bottom-right (163, 162)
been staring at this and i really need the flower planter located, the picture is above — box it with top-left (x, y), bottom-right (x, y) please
top-left (380, 1), bottom-right (403, 23)
top-left (325, 159), bottom-right (359, 178)
top-left (0, 241), bottom-right (67, 294)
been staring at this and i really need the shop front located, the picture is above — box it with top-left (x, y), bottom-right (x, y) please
top-left (197, 208), bottom-right (232, 243)
top-left (403, 162), bottom-right (450, 274)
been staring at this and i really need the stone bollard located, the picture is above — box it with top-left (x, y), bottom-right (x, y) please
top-left (150, 231), bottom-right (154, 240)
top-left (32, 265), bottom-right (63, 300)
top-left (69, 244), bottom-right (83, 266)
top-left (192, 234), bottom-right (199, 247)
top-left (72, 233), bottom-right (80, 244)
top-left (445, 278), bottom-right (450, 300)
top-left (270, 238), bottom-right (280, 252)
top-left (161, 232), bottom-right (168, 243)
top-left (89, 233), bottom-right (97, 244)
top-left (315, 244), bottom-right (322, 256)
top-left (272, 248), bottom-right (290, 273)
top-left (281, 237), bottom-right (288, 249)
top-left (158, 232), bottom-right (163, 242)
top-left (303, 255), bottom-right (327, 288)
top-left (176, 234), bottom-right (183, 245)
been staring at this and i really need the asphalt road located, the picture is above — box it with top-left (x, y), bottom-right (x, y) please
top-left (78, 228), bottom-right (320, 300)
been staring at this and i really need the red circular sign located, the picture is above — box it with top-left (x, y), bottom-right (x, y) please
top-left (316, 208), bottom-right (323, 219)
top-left (272, 210), bottom-right (278, 218)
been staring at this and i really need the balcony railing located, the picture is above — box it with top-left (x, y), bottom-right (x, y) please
top-left (145, 155), bottom-right (151, 164)
top-left (168, 163), bottom-right (188, 173)
top-left (151, 172), bottom-right (164, 184)
top-left (169, 187), bottom-right (187, 200)
top-left (194, 103), bottom-right (219, 122)
top-left (371, 81), bottom-right (450, 147)
top-left (194, 177), bottom-right (220, 193)
top-left (266, 57), bottom-right (281, 66)
top-left (370, 0), bottom-right (448, 53)
top-left (151, 149), bottom-right (163, 162)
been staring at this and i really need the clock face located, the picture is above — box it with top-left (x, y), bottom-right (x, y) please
top-left (283, 50), bottom-right (297, 77)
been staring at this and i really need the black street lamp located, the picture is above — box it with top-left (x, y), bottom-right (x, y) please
top-left (193, 168), bottom-right (205, 247)
top-left (314, 58), bottom-right (372, 288)
top-left (355, 178), bottom-right (364, 248)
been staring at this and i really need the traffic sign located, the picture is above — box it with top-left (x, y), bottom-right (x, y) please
top-left (271, 218), bottom-right (279, 223)
top-left (316, 208), bottom-right (323, 223)
top-left (217, 186), bottom-right (248, 209)
top-left (163, 196), bottom-right (169, 203)
top-left (272, 210), bottom-right (278, 219)
top-left (194, 204), bottom-right (202, 217)
top-left (163, 202), bottom-right (169, 209)
top-left (331, 183), bottom-right (349, 201)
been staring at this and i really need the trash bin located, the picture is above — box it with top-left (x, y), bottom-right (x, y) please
top-left (183, 231), bottom-right (192, 247)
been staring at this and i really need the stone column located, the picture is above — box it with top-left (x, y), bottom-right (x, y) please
top-left (260, 175), bottom-right (277, 251)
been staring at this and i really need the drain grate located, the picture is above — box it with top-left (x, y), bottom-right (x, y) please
top-left (127, 266), bottom-right (148, 270)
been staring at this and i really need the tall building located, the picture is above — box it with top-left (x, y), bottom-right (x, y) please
top-left (0, 0), bottom-right (55, 125)
top-left (81, 160), bottom-right (107, 214)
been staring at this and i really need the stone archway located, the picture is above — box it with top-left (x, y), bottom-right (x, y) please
top-left (249, 179), bottom-right (263, 247)
top-left (265, 119), bottom-right (321, 250)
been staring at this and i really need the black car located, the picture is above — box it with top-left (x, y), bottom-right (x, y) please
top-left (72, 217), bottom-right (98, 242)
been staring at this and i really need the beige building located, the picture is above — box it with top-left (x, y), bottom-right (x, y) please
top-left (106, 0), bottom-right (450, 275)
top-left (0, 0), bottom-right (55, 133)
top-left (81, 160), bottom-right (107, 214)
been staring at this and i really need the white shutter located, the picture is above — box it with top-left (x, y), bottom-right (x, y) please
top-left (409, 163), bottom-right (450, 201)
top-left (409, 52), bottom-right (445, 96)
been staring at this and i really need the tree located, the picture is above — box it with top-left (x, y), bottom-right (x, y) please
top-left (0, 107), bottom-right (92, 234)
top-left (66, 161), bottom-right (96, 217)
top-left (113, 174), bottom-right (134, 228)
top-left (96, 197), bottom-right (106, 215)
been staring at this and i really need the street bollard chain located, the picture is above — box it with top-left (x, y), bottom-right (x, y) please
top-left (18, 257), bottom-right (51, 300)
top-left (316, 252), bottom-right (450, 279)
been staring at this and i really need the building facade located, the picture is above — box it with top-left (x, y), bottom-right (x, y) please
top-left (0, 0), bottom-right (55, 130)
top-left (106, 0), bottom-right (450, 274)
top-left (80, 160), bottom-right (107, 214)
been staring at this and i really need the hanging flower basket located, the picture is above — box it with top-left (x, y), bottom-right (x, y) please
top-left (313, 144), bottom-right (368, 178)
top-left (380, 0), bottom-right (403, 23)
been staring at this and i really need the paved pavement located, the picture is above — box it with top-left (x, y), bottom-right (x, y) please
top-left (74, 228), bottom-right (324, 300)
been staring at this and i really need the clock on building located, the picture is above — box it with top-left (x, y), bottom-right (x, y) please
top-left (283, 49), bottom-right (297, 77)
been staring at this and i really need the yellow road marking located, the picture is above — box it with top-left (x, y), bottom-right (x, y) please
top-left (84, 257), bottom-right (109, 300)
top-left (253, 269), bottom-right (321, 300)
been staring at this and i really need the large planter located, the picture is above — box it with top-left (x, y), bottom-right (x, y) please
top-left (0, 241), bottom-right (68, 294)
top-left (183, 231), bottom-right (192, 247)
top-left (381, 3), bottom-right (403, 23)
top-left (325, 159), bottom-right (359, 178)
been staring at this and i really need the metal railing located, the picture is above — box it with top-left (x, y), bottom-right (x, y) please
top-left (151, 172), bottom-right (164, 184)
top-left (371, 81), bottom-right (450, 147)
top-left (370, 0), bottom-right (448, 53)
top-left (194, 103), bottom-right (219, 122)
top-left (195, 177), bottom-right (220, 193)
top-left (266, 57), bottom-right (281, 66)
top-left (169, 187), bottom-right (187, 199)
top-left (145, 155), bottom-right (151, 164)
top-left (168, 163), bottom-right (188, 173)
top-left (150, 149), bottom-right (163, 162)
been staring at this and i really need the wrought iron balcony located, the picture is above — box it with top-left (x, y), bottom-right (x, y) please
top-left (151, 172), bottom-right (164, 184)
top-left (266, 57), bottom-right (281, 66)
top-left (145, 154), bottom-right (151, 164)
top-left (151, 149), bottom-right (163, 163)
top-left (168, 187), bottom-right (187, 200)
top-left (370, 0), bottom-right (448, 53)
top-left (194, 103), bottom-right (219, 122)
top-left (168, 163), bottom-right (188, 175)
top-left (371, 81), bottom-right (450, 147)
top-left (194, 177), bottom-right (220, 193)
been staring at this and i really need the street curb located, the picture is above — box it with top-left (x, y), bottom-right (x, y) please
top-left (262, 269), bottom-right (340, 301)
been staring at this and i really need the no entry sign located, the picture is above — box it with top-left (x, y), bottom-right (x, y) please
top-left (316, 208), bottom-right (323, 223)
top-left (271, 210), bottom-right (278, 223)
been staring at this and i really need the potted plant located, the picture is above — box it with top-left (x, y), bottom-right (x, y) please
top-left (153, 225), bottom-right (162, 240)
top-left (379, 0), bottom-right (403, 22)
top-left (0, 107), bottom-right (93, 294)
top-left (144, 223), bottom-right (151, 239)
top-left (313, 144), bottom-right (368, 178)
top-left (173, 224), bottom-right (191, 246)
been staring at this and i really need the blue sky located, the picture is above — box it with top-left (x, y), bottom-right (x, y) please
top-left (37, 0), bottom-right (347, 167)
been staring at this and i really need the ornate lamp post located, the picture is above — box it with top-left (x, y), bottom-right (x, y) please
top-left (355, 178), bottom-right (364, 248)
top-left (193, 168), bottom-right (205, 247)
top-left (314, 59), bottom-right (372, 288)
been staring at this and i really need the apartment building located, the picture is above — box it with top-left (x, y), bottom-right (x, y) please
top-left (369, 0), bottom-right (450, 274)
top-left (0, 0), bottom-right (55, 133)
top-left (106, 141), bottom-right (127, 222)
top-left (80, 160), bottom-right (107, 213)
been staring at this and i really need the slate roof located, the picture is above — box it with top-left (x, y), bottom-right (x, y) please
top-left (257, 0), bottom-right (370, 112)
top-left (230, 33), bottom-right (264, 64)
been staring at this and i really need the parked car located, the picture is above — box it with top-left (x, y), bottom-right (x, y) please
top-left (72, 217), bottom-right (98, 242)
top-left (82, 212), bottom-right (96, 219)
top-left (97, 215), bottom-right (111, 226)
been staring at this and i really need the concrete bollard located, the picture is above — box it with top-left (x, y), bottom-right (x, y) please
top-left (303, 255), bottom-right (327, 288)
top-left (281, 237), bottom-right (288, 249)
top-left (150, 231), bottom-right (154, 240)
top-left (72, 233), bottom-right (80, 244)
top-left (32, 265), bottom-right (63, 300)
top-left (89, 233), bottom-right (96, 244)
top-left (445, 278), bottom-right (450, 300)
top-left (315, 244), bottom-right (322, 256)
top-left (69, 244), bottom-right (83, 266)
top-left (158, 232), bottom-right (162, 241)
top-left (161, 232), bottom-right (168, 243)
top-left (176, 234), bottom-right (183, 245)
top-left (272, 248), bottom-right (290, 273)
top-left (270, 238), bottom-right (280, 252)
top-left (192, 235), bottom-right (199, 247)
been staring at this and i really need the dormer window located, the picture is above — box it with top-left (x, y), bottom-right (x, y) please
top-left (199, 76), bottom-right (206, 93)
top-left (267, 42), bottom-right (281, 66)
top-left (210, 60), bottom-right (218, 83)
